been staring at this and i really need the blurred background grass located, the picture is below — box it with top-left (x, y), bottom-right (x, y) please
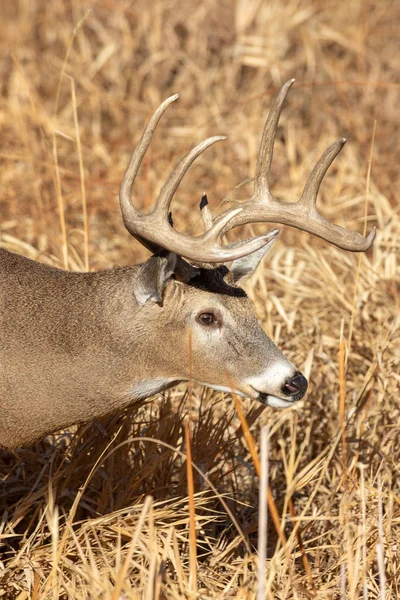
top-left (0, 1), bottom-right (399, 598)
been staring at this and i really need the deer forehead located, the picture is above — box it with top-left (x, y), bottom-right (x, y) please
top-left (164, 277), bottom-right (255, 317)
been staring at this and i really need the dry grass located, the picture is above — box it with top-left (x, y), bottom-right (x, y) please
top-left (0, 1), bottom-right (399, 598)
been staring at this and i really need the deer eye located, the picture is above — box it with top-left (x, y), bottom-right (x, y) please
top-left (197, 312), bottom-right (218, 326)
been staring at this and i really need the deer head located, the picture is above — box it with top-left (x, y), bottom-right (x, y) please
top-left (117, 78), bottom-right (374, 405)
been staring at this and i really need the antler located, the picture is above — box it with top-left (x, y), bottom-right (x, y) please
top-left (120, 81), bottom-right (375, 263)
top-left (120, 95), bottom-right (275, 262)
top-left (212, 79), bottom-right (376, 252)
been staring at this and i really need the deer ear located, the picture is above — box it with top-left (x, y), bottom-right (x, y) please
top-left (229, 236), bottom-right (277, 286)
top-left (134, 253), bottom-right (178, 305)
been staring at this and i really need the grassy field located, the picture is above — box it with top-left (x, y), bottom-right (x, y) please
top-left (0, 1), bottom-right (399, 598)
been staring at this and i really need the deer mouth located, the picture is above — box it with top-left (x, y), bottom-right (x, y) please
top-left (258, 393), bottom-right (300, 408)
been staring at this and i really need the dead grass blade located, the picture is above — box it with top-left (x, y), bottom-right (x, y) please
top-left (111, 495), bottom-right (153, 600)
top-left (184, 420), bottom-right (198, 597)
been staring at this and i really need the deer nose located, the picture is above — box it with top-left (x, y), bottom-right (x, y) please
top-left (282, 372), bottom-right (308, 401)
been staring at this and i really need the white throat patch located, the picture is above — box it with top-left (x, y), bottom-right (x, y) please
top-left (130, 379), bottom-right (175, 399)
top-left (198, 382), bottom-right (247, 397)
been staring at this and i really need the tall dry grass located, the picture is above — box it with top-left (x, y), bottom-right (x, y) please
top-left (0, 1), bottom-right (399, 598)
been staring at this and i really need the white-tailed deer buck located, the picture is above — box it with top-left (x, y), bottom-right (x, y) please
top-left (0, 80), bottom-right (375, 449)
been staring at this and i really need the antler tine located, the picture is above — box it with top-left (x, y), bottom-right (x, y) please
top-left (300, 138), bottom-right (346, 210)
top-left (254, 78), bottom-right (295, 195)
top-left (120, 94), bottom-right (179, 228)
top-left (203, 227), bottom-right (279, 262)
top-left (155, 136), bottom-right (226, 218)
top-left (200, 193), bottom-right (213, 231)
top-left (295, 136), bottom-right (374, 249)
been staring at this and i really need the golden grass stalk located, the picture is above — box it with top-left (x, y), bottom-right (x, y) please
top-left (359, 464), bottom-right (368, 600)
top-left (185, 420), bottom-right (198, 597)
top-left (52, 135), bottom-right (69, 269)
top-left (111, 495), bottom-right (153, 600)
top-left (232, 394), bottom-right (287, 549)
top-left (376, 474), bottom-right (386, 599)
top-left (52, 11), bottom-right (90, 271)
top-left (339, 335), bottom-right (347, 484)
top-left (70, 75), bottom-right (89, 272)
top-left (257, 425), bottom-right (268, 600)
top-left (347, 120), bottom-right (377, 355)
top-left (288, 499), bottom-right (316, 596)
top-left (145, 501), bottom-right (158, 600)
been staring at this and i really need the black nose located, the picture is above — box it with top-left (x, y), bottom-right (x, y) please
top-left (282, 372), bottom-right (308, 401)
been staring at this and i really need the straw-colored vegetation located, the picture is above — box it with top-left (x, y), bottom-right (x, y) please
top-left (0, 1), bottom-right (399, 598)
